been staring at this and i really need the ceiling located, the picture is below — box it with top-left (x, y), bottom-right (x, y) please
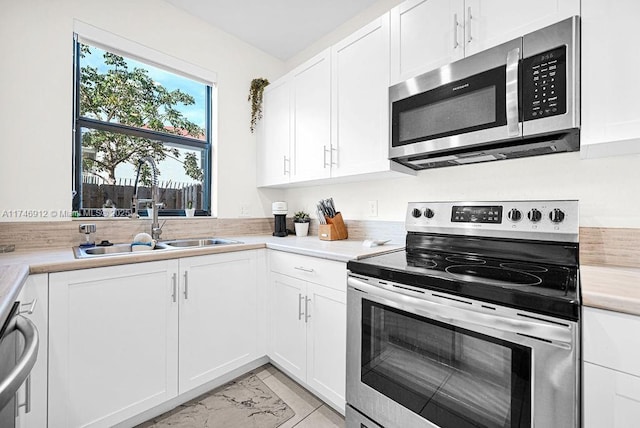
top-left (165, 0), bottom-right (381, 61)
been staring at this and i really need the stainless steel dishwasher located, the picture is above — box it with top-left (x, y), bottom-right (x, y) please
top-left (0, 299), bottom-right (39, 427)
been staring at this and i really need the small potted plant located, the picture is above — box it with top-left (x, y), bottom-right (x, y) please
top-left (185, 200), bottom-right (195, 218)
top-left (293, 210), bottom-right (310, 237)
top-left (102, 199), bottom-right (116, 217)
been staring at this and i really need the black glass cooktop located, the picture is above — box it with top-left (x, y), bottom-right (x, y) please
top-left (348, 233), bottom-right (580, 321)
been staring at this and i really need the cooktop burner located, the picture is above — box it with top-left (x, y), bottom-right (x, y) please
top-left (347, 200), bottom-right (580, 320)
top-left (445, 265), bottom-right (543, 286)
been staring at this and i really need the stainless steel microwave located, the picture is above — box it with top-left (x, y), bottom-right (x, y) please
top-left (389, 16), bottom-right (580, 170)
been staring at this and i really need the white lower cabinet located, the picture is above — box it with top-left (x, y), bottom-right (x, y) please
top-left (584, 362), bottom-right (640, 427)
top-left (16, 274), bottom-right (48, 428)
top-left (268, 251), bottom-right (346, 413)
top-left (49, 260), bottom-right (180, 428)
top-left (178, 251), bottom-right (259, 392)
top-left (48, 251), bottom-right (261, 428)
top-left (583, 307), bottom-right (640, 426)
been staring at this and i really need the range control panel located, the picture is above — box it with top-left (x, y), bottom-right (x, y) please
top-left (406, 200), bottom-right (579, 242)
top-left (451, 205), bottom-right (503, 224)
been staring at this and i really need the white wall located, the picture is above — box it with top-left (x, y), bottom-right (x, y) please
top-left (284, 152), bottom-right (640, 228)
top-left (0, 0), bottom-right (285, 221)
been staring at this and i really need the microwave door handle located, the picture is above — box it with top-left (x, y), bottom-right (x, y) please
top-left (506, 47), bottom-right (521, 136)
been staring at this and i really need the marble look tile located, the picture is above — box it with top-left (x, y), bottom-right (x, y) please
top-left (261, 371), bottom-right (323, 428)
top-left (295, 405), bottom-right (346, 428)
top-left (138, 374), bottom-right (293, 428)
top-left (253, 363), bottom-right (279, 381)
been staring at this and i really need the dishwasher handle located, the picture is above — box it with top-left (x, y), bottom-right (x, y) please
top-left (0, 316), bottom-right (39, 410)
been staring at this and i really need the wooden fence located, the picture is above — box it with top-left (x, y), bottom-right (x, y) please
top-left (82, 177), bottom-right (202, 210)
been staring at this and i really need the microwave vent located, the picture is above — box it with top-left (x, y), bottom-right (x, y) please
top-left (395, 130), bottom-right (579, 170)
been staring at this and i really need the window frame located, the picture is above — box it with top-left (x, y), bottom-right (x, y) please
top-left (71, 24), bottom-right (215, 217)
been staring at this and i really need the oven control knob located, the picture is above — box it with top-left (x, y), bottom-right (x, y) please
top-left (549, 208), bottom-right (565, 223)
top-left (507, 208), bottom-right (522, 222)
top-left (527, 209), bottom-right (542, 222)
top-left (411, 208), bottom-right (422, 218)
top-left (424, 208), bottom-right (435, 219)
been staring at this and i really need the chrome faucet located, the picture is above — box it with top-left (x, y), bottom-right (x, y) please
top-left (131, 156), bottom-right (164, 240)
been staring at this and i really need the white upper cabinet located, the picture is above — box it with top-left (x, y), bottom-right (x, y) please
top-left (257, 76), bottom-right (292, 187)
top-left (292, 49), bottom-right (332, 182)
top-left (390, 0), bottom-right (580, 84)
top-left (258, 12), bottom-right (415, 187)
top-left (390, 0), bottom-right (464, 84)
top-left (463, 0), bottom-right (579, 56)
top-left (581, 0), bottom-right (640, 158)
top-left (331, 13), bottom-right (397, 178)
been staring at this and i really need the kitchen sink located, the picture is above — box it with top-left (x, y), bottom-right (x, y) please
top-left (74, 238), bottom-right (242, 258)
top-left (74, 243), bottom-right (168, 258)
top-left (159, 238), bottom-right (242, 248)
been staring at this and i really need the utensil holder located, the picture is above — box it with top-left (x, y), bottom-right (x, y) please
top-left (319, 212), bottom-right (348, 241)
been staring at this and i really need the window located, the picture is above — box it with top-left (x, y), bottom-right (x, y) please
top-left (72, 34), bottom-right (212, 217)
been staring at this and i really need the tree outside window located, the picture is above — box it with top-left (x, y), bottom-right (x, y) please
top-left (73, 40), bottom-right (211, 216)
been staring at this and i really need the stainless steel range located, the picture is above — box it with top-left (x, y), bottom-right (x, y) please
top-left (346, 200), bottom-right (580, 428)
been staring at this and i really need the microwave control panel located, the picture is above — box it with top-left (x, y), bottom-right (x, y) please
top-left (522, 46), bottom-right (567, 121)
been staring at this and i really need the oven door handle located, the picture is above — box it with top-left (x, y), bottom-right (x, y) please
top-left (0, 316), bottom-right (39, 410)
top-left (348, 277), bottom-right (573, 346)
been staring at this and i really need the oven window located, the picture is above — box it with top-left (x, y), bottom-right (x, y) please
top-left (361, 300), bottom-right (531, 428)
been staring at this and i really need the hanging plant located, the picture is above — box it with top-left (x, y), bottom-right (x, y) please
top-left (248, 78), bottom-right (270, 133)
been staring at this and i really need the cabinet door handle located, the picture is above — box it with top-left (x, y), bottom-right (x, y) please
top-left (171, 273), bottom-right (177, 302)
top-left (323, 145), bottom-right (330, 168)
top-left (467, 6), bottom-right (473, 43)
top-left (183, 271), bottom-right (189, 299)
top-left (453, 13), bottom-right (460, 49)
top-left (19, 299), bottom-right (37, 315)
top-left (294, 266), bottom-right (314, 273)
top-left (283, 156), bottom-right (290, 175)
top-left (330, 146), bottom-right (337, 167)
top-left (305, 296), bottom-right (311, 323)
top-left (298, 293), bottom-right (305, 320)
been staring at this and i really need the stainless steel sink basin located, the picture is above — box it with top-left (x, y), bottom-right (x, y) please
top-left (160, 238), bottom-right (242, 248)
top-left (74, 243), bottom-right (167, 258)
top-left (74, 238), bottom-right (242, 258)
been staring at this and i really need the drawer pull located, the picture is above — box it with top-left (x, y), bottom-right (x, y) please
top-left (294, 266), bottom-right (314, 273)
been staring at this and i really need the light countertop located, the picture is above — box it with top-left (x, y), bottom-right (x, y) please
top-left (0, 235), bottom-right (404, 275)
top-left (0, 264), bottom-right (29, 326)
top-left (3, 234), bottom-right (639, 318)
top-left (581, 264), bottom-right (640, 317)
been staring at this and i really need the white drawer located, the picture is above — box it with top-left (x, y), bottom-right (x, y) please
top-left (269, 250), bottom-right (346, 292)
top-left (583, 307), bottom-right (640, 377)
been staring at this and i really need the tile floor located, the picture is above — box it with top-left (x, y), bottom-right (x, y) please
top-left (139, 363), bottom-right (345, 428)
top-left (254, 364), bottom-right (346, 428)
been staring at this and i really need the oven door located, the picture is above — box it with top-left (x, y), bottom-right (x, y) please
top-left (346, 276), bottom-right (579, 428)
top-left (389, 39), bottom-right (522, 161)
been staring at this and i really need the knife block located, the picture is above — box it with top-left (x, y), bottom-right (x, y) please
top-left (319, 212), bottom-right (348, 241)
